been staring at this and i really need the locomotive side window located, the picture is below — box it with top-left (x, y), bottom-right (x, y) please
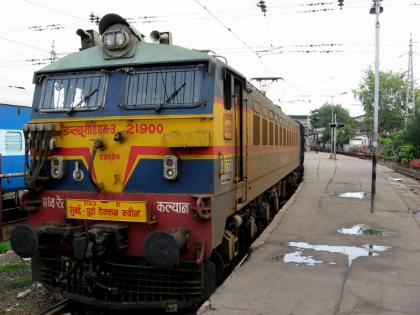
top-left (5, 131), bottom-right (22, 152)
top-left (124, 65), bottom-right (205, 109)
top-left (39, 72), bottom-right (106, 112)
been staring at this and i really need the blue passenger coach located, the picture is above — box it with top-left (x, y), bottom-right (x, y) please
top-left (0, 86), bottom-right (32, 192)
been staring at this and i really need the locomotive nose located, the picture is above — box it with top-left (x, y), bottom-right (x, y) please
top-left (10, 224), bottom-right (39, 258)
top-left (144, 229), bottom-right (189, 268)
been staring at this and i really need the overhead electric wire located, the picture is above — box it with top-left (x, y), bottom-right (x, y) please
top-left (21, 0), bottom-right (88, 21)
top-left (193, 0), bottom-right (258, 56)
top-left (193, 0), bottom-right (268, 73)
top-left (0, 35), bottom-right (50, 53)
top-left (1, 0), bottom-right (418, 34)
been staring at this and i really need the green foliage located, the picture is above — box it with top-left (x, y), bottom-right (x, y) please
top-left (0, 241), bottom-right (11, 254)
top-left (379, 130), bottom-right (405, 159)
top-left (400, 144), bottom-right (416, 162)
top-left (17, 277), bottom-right (33, 287)
top-left (353, 69), bottom-right (407, 135)
top-left (0, 262), bottom-right (30, 273)
top-left (337, 117), bottom-right (357, 145)
top-left (309, 103), bottom-right (352, 142)
top-left (309, 108), bottom-right (321, 128)
top-left (405, 111), bottom-right (420, 147)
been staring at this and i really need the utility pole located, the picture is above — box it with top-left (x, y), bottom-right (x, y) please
top-left (405, 33), bottom-right (415, 124)
top-left (333, 113), bottom-right (338, 160)
top-left (370, 0), bottom-right (383, 214)
top-left (330, 101), bottom-right (334, 159)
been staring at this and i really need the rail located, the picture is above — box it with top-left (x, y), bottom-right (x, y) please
top-left (38, 298), bottom-right (71, 315)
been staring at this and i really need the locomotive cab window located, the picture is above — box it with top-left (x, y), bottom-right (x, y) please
top-left (39, 72), bottom-right (106, 113)
top-left (123, 65), bottom-right (205, 110)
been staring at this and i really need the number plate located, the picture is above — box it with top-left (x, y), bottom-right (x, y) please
top-left (66, 199), bottom-right (147, 223)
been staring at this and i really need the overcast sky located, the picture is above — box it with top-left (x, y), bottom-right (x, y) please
top-left (0, 0), bottom-right (419, 116)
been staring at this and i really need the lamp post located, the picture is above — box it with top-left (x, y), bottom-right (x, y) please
top-left (370, 0), bottom-right (383, 213)
top-left (328, 91), bottom-right (348, 159)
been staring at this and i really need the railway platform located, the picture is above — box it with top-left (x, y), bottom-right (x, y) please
top-left (198, 152), bottom-right (420, 315)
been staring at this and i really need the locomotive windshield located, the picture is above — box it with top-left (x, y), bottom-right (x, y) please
top-left (123, 65), bottom-right (205, 110)
top-left (39, 72), bottom-right (106, 112)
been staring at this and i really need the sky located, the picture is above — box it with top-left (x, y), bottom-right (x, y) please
top-left (0, 0), bottom-right (419, 116)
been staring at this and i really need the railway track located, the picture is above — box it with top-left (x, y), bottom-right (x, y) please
top-left (38, 299), bottom-right (71, 315)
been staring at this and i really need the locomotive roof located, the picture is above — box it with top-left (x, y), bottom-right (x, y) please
top-left (35, 41), bottom-right (215, 75)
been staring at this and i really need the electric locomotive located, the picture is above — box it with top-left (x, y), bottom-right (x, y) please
top-left (11, 14), bottom-right (303, 311)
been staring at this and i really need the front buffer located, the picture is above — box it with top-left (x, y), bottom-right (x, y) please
top-left (11, 191), bottom-right (216, 311)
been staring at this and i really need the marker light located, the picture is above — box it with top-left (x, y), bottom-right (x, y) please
top-left (50, 156), bottom-right (65, 179)
top-left (163, 155), bottom-right (178, 181)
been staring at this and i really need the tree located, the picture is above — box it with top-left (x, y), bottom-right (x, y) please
top-left (405, 111), bottom-right (420, 147)
top-left (309, 103), bottom-right (352, 142)
top-left (337, 117), bottom-right (357, 145)
top-left (353, 68), bottom-right (407, 135)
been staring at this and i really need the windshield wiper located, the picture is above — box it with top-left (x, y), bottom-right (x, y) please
top-left (67, 88), bottom-right (98, 116)
top-left (155, 81), bottom-right (186, 112)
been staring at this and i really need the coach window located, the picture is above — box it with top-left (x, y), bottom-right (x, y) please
top-left (262, 118), bottom-right (268, 145)
top-left (275, 124), bottom-right (279, 145)
top-left (253, 114), bottom-right (260, 145)
top-left (279, 126), bottom-right (282, 146)
top-left (5, 131), bottom-right (22, 152)
top-left (269, 121), bottom-right (274, 145)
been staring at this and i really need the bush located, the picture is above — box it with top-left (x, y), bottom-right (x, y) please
top-left (400, 144), bottom-right (416, 162)
top-left (379, 130), bottom-right (404, 160)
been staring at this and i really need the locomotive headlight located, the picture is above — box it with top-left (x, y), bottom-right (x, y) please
top-left (163, 155), bottom-right (178, 181)
top-left (104, 32), bottom-right (115, 46)
top-left (50, 156), bottom-right (65, 179)
top-left (103, 30), bottom-right (129, 50)
top-left (115, 32), bottom-right (126, 46)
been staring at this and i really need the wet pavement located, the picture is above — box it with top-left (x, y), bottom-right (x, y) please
top-left (198, 152), bottom-right (420, 315)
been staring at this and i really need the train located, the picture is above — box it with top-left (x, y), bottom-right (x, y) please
top-left (10, 14), bottom-right (304, 311)
top-left (0, 86), bottom-right (32, 192)
top-left (0, 86), bottom-right (32, 232)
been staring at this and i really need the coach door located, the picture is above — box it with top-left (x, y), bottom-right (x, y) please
top-left (233, 76), bottom-right (247, 207)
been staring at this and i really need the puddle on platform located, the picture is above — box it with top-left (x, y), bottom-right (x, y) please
top-left (287, 242), bottom-right (391, 266)
top-left (282, 251), bottom-right (323, 266)
top-left (338, 224), bottom-right (397, 237)
top-left (333, 192), bottom-right (371, 199)
top-left (409, 188), bottom-right (418, 195)
top-left (410, 209), bottom-right (420, 216)
top-left (389, 178), bottom-right (403, 182)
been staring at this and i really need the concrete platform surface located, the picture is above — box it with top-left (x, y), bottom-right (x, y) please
top-left (198, 152), bottom-right (420, 315)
